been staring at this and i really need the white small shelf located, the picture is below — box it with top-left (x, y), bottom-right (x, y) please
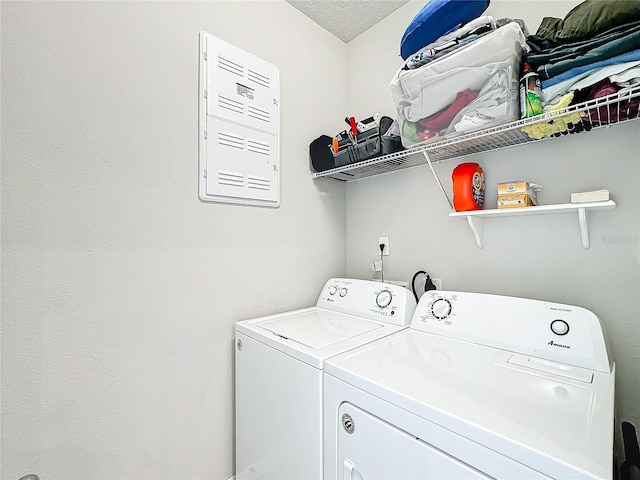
top-left (449, 200), bottom-right (616, 249)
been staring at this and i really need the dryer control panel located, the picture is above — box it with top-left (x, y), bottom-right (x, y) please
top-left (317, 278), bottom-right (416, 327)
top-left (412, 290), bottom-right (611, 374)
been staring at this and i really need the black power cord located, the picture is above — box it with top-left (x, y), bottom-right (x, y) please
top-left (379, 243), bottom-right (385, 282)
top-left (411, 270), bottom-right (437, 303)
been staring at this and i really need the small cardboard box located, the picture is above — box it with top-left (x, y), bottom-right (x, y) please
top-left (498, 193), bottom-right (538, 209)
top-left (497, 181), bottom-right (543, 196)
top-left (496, 181), bottom-right (543, 209)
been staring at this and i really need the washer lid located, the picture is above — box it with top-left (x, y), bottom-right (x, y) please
top-left (258, 310), bottom-right (383, 349)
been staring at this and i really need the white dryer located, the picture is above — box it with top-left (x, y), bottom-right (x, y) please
top-left (235, 278), bottom-right (416, 479)
top-left (324, 290), bottom-right (615, 479)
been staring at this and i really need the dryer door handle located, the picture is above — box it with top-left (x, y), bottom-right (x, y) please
top-left (344, 458), bottom-right (354, 479)
top-left (343, 458), bottom-right (364, 480)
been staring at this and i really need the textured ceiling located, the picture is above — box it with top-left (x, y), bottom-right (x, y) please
top-left (286, 0), bottom-right (410, 42)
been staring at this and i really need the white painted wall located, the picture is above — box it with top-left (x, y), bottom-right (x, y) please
top-left (346, 0), bottom-right (640, 460)
top-left (1, 2), bottom-right (347, 479)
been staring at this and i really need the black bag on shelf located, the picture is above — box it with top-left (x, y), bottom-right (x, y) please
top-left (309, 116), bottom-right (404, 173)
top-left (379, 116), bottom-right (404, 156)
top-left (309, 135), bottom-right (335, 172)
top-left (333, 127), bottom-right (380, 168)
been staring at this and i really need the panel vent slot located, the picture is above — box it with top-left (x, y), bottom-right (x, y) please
top-left (248, 69), bottom-right (270, 88)
top-left (218, 131), bottom-right (244, 149)
top-left (248, 176), bottom-right (270, 190)
top-left (218, 170), bottom-right (244, 187)
top-left (248, 106), bottom-right (270, 123)
top-left (219, 95), bottom-right (244, 115)
top-left (247, 139), bottom-right (270, 155)
top-left (218, 55), bottom-right (243, 77)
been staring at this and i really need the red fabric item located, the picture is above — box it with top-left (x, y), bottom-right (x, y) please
top-left (418, 89), bottom-right (478, 131)
top-left (587, 79), bottom-right (619, 100)
top-left (586, 79), bottom-right (640, 124)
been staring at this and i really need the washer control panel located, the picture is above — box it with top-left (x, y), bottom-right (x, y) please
top-left (412, 290), bottom-right (611, 373)
top-left (318, 278), bottom-right (416, 326)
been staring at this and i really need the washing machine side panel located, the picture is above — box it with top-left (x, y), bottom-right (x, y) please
top-left (235, 331), bottom-right (322, 479)
top-left (338, 403), bottom-right (490, 480)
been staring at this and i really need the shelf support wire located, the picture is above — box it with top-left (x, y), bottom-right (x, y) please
top-left (578, 207), bottom-right (590, 249)
top-left (422, 150), bottom-right (453, 210)
top-left (466, 216), bottom-right (484, 249)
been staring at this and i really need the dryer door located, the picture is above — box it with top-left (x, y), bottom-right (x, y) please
top-left (338, 403), bottom-right (490, 479)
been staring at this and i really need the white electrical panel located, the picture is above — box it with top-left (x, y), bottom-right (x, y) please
top-left (198, 32), bottom-right (280, 207)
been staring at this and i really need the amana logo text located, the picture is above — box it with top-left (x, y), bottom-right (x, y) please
top-left (548, 340), bottom-right (571, 349)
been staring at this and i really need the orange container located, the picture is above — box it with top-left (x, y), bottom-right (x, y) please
top-left (452, 162), bottom-right (485, 211)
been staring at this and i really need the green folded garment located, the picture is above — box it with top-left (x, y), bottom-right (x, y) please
top-left (537, 0), bottom-right (640, 43)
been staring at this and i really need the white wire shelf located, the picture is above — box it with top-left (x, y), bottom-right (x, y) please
top-left (311, 85), bottom-right (640, 182)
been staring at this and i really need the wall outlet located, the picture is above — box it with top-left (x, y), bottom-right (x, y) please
top-left (432, 278), bottom-right (443, 290)
top-left (378, 236), bottom-right (389, 256)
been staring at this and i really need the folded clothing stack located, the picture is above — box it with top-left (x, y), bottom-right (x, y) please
top-left (391, 18), bottom-right (527, 147)
top-left (523, 0), bottom-right (640, 136)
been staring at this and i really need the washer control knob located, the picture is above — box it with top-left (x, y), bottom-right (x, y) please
top-left (339, 287), bottom-right (348, 297)
top-left (328, 285), bottom-right (337, 295)
top-left (376, 289), bottom-right (393, 308)
top-left (431, 298), bottom-right (452, 319)
top-left (550, 319), bottom-right (570, 336)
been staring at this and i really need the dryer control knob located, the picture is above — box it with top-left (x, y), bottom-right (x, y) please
top-left (376, 289), bottom-right (393, 308)
top-left (339, 287), bottom-right (348, 297)
top-left (328, 285), bottom-right (337, 295)
top-left (431, 298), bottom-right (452, 319)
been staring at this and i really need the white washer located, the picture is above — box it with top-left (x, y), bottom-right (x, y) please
top-left (235, 278), bottom-right (416, 479)
top-left (324, 290), bottom-right (615, 479)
